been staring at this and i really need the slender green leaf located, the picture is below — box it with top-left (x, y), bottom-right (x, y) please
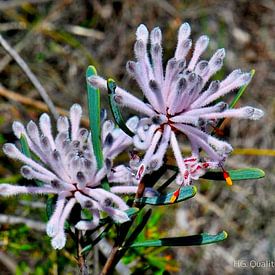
top-left (86, 66), bottom-right (109, 190)
top-left (134, 186), bottom-right (197, 205)
top-left (86, 66), bottom-right (103, 169)
top-left (20, 134), bottom-right (31, 157)
top-left (167, 165), bottom-right (265, 181)
top-left (80, 244), bottom-right (93, 255)
top-left (129, 231), bottom-right (228, 248)
top-left (203, 168), bottom-right (265, 181)
top-left (107, 78), bottom-right (134, 137)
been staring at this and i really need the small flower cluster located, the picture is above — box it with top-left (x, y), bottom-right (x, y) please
top-left (0, 23), bottom-right (264, 252)
top-left (89, 23), bottom-right (264, 185)
top-left (0, 104), bottom-right (141, 249)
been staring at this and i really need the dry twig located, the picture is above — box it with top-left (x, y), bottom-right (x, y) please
top-left (0, 214), bottom-right (46, 231)
top-left (0, 34), bottom-right (59, 119)
top-left (0, 251), bottom-right (17, 274)
top-left (0, 85), bottom-right (89, 126)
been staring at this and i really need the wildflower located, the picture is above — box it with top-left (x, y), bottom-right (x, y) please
top-left (89, 23), bottom-right (264, 184)
top-left (0, 104), bottom-right (141, 249)
top-left (101, 114), bottom-right (139, 185)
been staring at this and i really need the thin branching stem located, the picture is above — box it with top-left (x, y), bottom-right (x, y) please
top-left (100, 179), bottom-right (147, 275)
top-left (101, 166), bottom-right (168, 274)
top-left (0, 214), bottom-right (46, 231)
top-left (76, 230), bottom-right (89, 275)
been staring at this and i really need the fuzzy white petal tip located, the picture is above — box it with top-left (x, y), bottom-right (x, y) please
top-left (104, 207), bottom-right (131, 224)
top-left (70, 104), bottom-right (82, 118)
top-left (40, 113), bottom-right (51, 126)
top-left (178, 22), bottom-right (191, 41)
top-left (136, 24), bottom-right (149, 42)
top-left (75, 221), bottom-right (87, 230)
top-left (87, 75), bottom-right (107, 91)
top-left (197, 35), bottom-right (209, 49)
top-left (150, 27), bottom-right (162, 44)
top-left (244, 107), bottom-right (264, 120)
top-left (2, 143), bottom-right (18, 158)
top-left (57, 116), bottom-right (69, 132)
top-left (46, 222), bottom-right (59, 237)
top-left (239, 72), bottom-right (252, 86)
top-left (20, 166), bottom-right (33, 179)
top-left (0, 184), bottom-right (15, 196)
top-left (75, 221), bottom-right (98, 231)
top-left (216, 48), bottom-right (226, 59)
top-left (12, 121), bottom-right (24, 138)
top-left (126, 116), bottom-right (139, 131)
top-left (51, 232), bottom-right (66, 250)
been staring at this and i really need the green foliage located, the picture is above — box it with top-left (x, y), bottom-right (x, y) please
top-left (167, 165), bottom-right (265, 181)
top-left (130, 231), bottom-right (228, 248)
top-left (86, 66), bottom-right (103, 170)
top-left (122, 208), bottom-right (177, 273)
top-left (135, 185), bottom-right (197, 205)
top-left (1, 223), bottom-right (75, 274)
top-left (107, 78), bottom-right (135, 137)
top-left (86, 66), bottom-right (110, 191)
top-left (203, 168), bottom-right (265, 181)
top-left (19, 134), bottom-right (31, 157)
top-left (0, 3), bottom-right (267, 272)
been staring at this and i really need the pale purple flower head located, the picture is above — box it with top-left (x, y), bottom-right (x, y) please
top-left (89, 23), bottom-right (264, 185)
top-left (0, 104), bottom-right (140, 249)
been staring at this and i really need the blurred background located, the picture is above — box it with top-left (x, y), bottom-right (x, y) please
top-left (0, 0), bottom-right (274, 274)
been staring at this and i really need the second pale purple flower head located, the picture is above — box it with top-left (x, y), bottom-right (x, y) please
top-left (89, 23), bottom-right (264, 185)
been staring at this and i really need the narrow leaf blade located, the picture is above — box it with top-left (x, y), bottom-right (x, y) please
top-left (134, 186), bottom-right (197, 205)
top-left (20, 134), bottom-right (31, 157)
top-left (86, 66), bottom-right (109, 190)
top-left (86, 66), bottom-right (103, 169)
top-left (81, 244), bottom-right (93, 255)
top-left (107, 78), bottom-right (134, 137)
top-left (129, 231), bottom-right (228, 248)
top-left (202, 168), bottom-right (265, 181)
